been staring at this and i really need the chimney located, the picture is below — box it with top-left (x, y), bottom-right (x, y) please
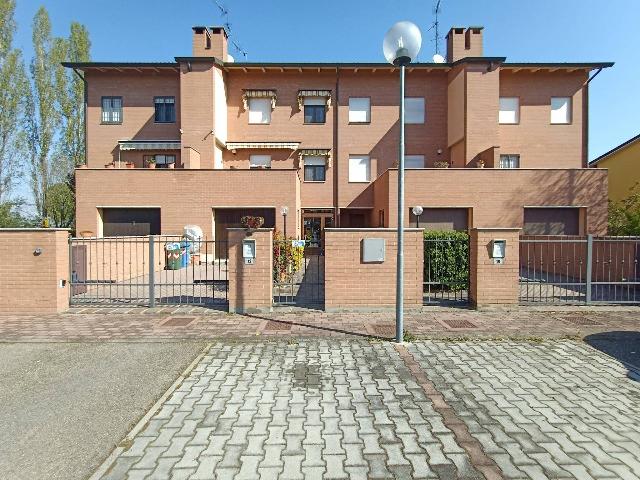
top-left (192, 26), bottom-right (228, 60)
top-left (446, 26), bottom-right (484, 62)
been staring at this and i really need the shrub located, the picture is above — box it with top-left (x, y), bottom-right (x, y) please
top-left (273, 231), bottom-right (304, 282)
top-left (240, 215), bottom-right (264, 229)
top-left (608, 183), bottom-right (640, 235)
top-left (423, 230), bottom-right (469, 291)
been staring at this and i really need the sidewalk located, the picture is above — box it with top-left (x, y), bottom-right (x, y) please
top-left (0, 306), bottom-right (637, 343)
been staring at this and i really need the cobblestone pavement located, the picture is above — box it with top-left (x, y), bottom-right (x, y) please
top-left (0, 307), bottom-right (638, 343)
top-left (98, 340), bottom-right (640, 480)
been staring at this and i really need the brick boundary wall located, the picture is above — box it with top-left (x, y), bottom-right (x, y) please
top-left (0, 229), bottom-right (71, 314)
top-left (227, 228), bottom-right (273, 313)
top-left (469, 227), bottom-right (521, 308)
top-left (324, 228), bottom-right (423, 311)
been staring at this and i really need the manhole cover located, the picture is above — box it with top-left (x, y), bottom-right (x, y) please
top-left (561, 316), bottom-right (602, 326)
top-left (442, 318), bottom-right (477, 329)
top-left (373, 324), bottom-right (395, 336)
top-left (264, 321), bottom-right (291, 331)
top-left (162, 317), bottom-right (195, 327)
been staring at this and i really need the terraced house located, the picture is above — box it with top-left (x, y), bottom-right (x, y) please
top-left (65, 25), bottom-right (613, 245)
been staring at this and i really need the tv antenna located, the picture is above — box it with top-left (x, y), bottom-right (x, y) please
top-left (213, 0), bottom-right (248, 60)
top-left (427, 0), bottom-right (445, 63)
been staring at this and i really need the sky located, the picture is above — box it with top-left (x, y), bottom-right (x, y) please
top-left (13, 0), bottom-right (640, 160)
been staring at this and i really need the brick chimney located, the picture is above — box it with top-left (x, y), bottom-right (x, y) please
top-left (192, 26), bottom-right (228, 60)
top-left (446, 26), bottom-right (483, 62)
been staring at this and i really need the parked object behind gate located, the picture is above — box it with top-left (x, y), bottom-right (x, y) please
top-left (165, 242), bottom-right (183, 270)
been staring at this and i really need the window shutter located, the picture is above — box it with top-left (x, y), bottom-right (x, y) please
top-left (348, 98), bottom-right (371, 123)
top-left (348, 155), bottom-right (370, 182)
top-left (248, 98), bottom-right (272, 124)
top-left (404, 98), bottom-right (425, 124)
top-left (499, 97), bottom-right (519, 124)
top-left (551, 97), bottom-right (571, 124)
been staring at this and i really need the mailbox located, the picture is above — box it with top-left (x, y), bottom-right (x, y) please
top-left (491, 239), bottom-right (506, 264)
top-left (243, 239), bottom-right (256, 265)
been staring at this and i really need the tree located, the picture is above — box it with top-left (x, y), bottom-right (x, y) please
top-left (0, 200), bottom-right (32, 228)
top-left (0, 0), bottom-right (28, 203)
top-left (44, 181), bottom-right (74, 228)
top-left (56, 22), bottom-right (90, 171)
top-left (24, 6), bottom-right (61, 221)
top-left (608, 183), bottom-right (640, 236)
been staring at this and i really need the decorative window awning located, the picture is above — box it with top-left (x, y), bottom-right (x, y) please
top-left (226, 141), bottom-right (300, 151)
top-left (242, 89), bottom-right (277, 110)
top-left (298, 148), bottom-right (332, 168)
top-left (297, 90), bottom-right (332, 110)
top-left (118, 140), bottom-right (181, 151)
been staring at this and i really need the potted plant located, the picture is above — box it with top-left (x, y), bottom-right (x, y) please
top-left (433, 160), bottom-right (449, 168)
top-left (125, 162), bottom-right (135, 169)
top-left (147, 158), bottom-right (156, 169)
top-left (477, 159), bottom-right (485, 168)
top-left (240, 215), bottom-right (264, 232)
top-left (168, 162), bottom-right (175, 169)
top-left (105, 162), bottom-right (114, 169)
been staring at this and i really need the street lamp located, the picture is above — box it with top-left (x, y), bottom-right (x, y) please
top-left (383, 21), bottom-right (422, 343)
top-left (412, 205), bottom-right (424, 228)
top-left (281, 206), bottom-right (289, 238)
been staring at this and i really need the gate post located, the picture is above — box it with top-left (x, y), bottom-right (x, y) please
top-left (148, 235), bottom-right (155, 307)
top-left (585, 234), bottom-right (593, 304)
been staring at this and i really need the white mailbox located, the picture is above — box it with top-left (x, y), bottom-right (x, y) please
top-left (243, 239), bottom-right (256, 265)
top-left (491, 239), bottom-right (506, 264)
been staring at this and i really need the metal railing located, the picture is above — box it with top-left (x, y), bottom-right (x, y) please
top-left (69, 235), bottom-right (228, 307)
top-left (273, 241), bottom-right (324, 308)
top-left (423, 236), bottom-right (469, 305)
top-left (519, 235), bottom-right (640, 304)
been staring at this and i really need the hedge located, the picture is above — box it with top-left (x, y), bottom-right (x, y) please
top-left (423, 230), bottom-right (469, 291)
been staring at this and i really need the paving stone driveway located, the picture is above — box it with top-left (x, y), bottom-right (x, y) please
top-left (100, 340), bottom-right (640, 480)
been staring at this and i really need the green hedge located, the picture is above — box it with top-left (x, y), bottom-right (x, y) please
top-left (423, 230), bottom-right (469, 291)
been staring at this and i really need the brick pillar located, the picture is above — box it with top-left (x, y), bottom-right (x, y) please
top-left (469, 228), bottom-right (521, 308)
top-left (227, 228), bottom-right (273, 313)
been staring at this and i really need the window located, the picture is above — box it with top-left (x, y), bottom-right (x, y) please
top-left (248, 98), bottom-right (271, 124)
top-left (101, 96), bottom-right (122, 124)
top-left (499, 97), bottom-right (519, 124)
top-left (348, 155), bottom-right (370, 182)
top-left (304, 98), bottom-right (326, 124)
top-left (249, 154), bottom-right (271, 169)
top-left (551, 97), bottom-right (571, 124)
top-left (154, 97), bottom-right (175, 123)
top-left (303, 156), bottom-right (326, 181)
top-left (499, 154), bottom-right (520, 168)
top-left (145, 154), bottom-right (176, 168)
top-left (404, 155), bottom-right (425, 168)
top-left (404, 98), bottom-right (425, 124)
top-left (348, 98), bottom-right (370, 123)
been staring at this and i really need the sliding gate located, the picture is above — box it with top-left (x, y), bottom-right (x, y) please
top-left (69, 236), bottom-right (228, 307)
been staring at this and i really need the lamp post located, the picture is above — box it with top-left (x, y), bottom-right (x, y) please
top-left (383, 21), bottom-right (422, 343)
top-left (412, 205), bottom-right (424, 229)
top-left (281, 206), bottom-right (289, 238)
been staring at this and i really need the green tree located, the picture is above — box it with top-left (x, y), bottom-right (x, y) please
top-left (609, 183), bottom-right (640, 236)
top-left (0, 0), bottom-right (28, 203)
top-left (0, 200), bottom-right (32, 228)
top-left (24, 6), bottom-right (60, 221)
top-left (44, 181), bottom-right (74, 228)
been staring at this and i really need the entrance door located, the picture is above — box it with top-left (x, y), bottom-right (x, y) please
top-left (302, 213), bottom-right (333, 251)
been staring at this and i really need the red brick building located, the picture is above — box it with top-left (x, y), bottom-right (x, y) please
top-left (65, 26), bottom-right (612, 243)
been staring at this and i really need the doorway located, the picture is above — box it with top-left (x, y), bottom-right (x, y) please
top-left (302, 210), bottom-right (334, 252)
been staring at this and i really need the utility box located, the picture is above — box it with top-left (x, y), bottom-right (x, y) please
top-left (242, 239), bottom-right (256, 265)
top-left (361, 238), bottom-right (385, 263)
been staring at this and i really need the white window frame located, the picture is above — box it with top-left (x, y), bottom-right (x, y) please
top-left (404, 97), bottom-right (425, 124)
top-left (249, 154), bottom-right (272, 169)
top-left (499, 154), bottom-right (520, 169)
top-left (499, 97), bottom-right (519, 124)
top-left (404, 155), bottom-right (425, 168)
top-left (550, 97), bottom-right (572, 124)
top-left (248, 98), bottom-right (272, 124)
top-left (348, 155), bottom-right (371, 182)
top-left (348, 98), bottom-right (371, 123)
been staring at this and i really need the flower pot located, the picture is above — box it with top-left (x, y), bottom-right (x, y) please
top-left (125, 162), bottom-right (135, 169)
top-left (433, 161), bottom-right (449, 169)
top-left (105, 163), bottom-right (114, 169)
top-left (147, 163), bottom-right (156, 169)
top-left (168, 163), bottom-right (175, 169)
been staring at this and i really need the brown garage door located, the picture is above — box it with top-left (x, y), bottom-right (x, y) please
top-left (411, 208), bottom-right (469, 231)
top-left (102, 208), bottom-right (161, 236)
top-left (523, 208), bottom-right (579, 235)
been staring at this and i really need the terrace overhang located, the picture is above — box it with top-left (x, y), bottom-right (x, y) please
top-left (225, 142), bottom-right (300, 152)
top-left (118, 140), bottom-right (181, 151)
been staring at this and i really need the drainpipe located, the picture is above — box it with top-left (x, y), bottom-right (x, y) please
top-left (72, 68), bottom-right (88, 167)
top-left (333, 67), bottom-right (340, 227)
top-left (584, 67), bottom-right (603, 168)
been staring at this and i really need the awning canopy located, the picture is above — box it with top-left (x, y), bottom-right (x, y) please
top-left (298, 148), bottom-right (332, 167)
top-left (118, 140), bottom-right (181, 151)
top-left (226, 141), bottom-right (300, 150)
top-left (241, 89), bottom-right (277, 110)
top-left (297, 90), bottom-right (332, 109)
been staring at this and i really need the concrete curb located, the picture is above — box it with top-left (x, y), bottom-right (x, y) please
top-left (88, 342), bottom-right (212, 480)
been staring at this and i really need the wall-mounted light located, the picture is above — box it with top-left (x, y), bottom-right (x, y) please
top-left (437, 148), bottom-right (443, 155)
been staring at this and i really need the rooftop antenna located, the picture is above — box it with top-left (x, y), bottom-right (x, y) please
top-left (213, 0), bottom-right (248, 60)
top-left (429, 0), bottom-right (446, 63)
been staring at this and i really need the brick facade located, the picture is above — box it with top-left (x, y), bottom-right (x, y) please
top-left (324, 229), bottom-right (423, 310)
top-left (0, 229), bottom-right (70, 314)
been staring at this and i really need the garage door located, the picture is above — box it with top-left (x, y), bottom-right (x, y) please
top-left (523, 208), bottom-right (579, 235)
top-left (411, 208), bottom-right (469, 231)
top-left (101, 208), bottom-right (161, 236)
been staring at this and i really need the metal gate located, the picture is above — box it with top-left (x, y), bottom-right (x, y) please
top-left (69, 236), bottom-right (228, 307)
top-left (273, 240), bottom-right (324, 308)
top-left (423, 235), bottom-right (469, 305)
top-left (519, 235), bottom-right (640, 304)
